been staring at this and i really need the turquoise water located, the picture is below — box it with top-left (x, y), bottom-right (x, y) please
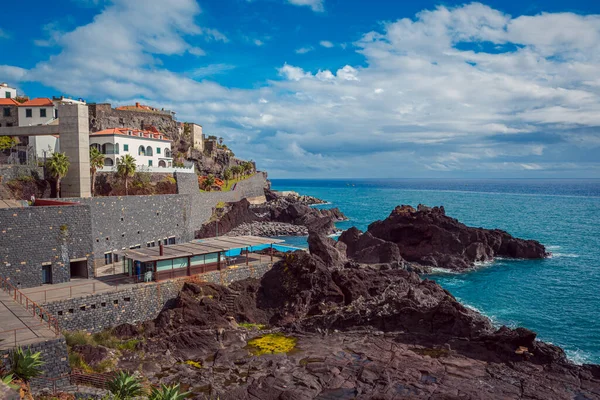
top-left (269, 179), bottom-right (600, 364)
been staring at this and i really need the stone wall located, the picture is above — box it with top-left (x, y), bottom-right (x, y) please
top-left (43, 280), bottom-right (183, 332)
top-left (0, 337), bottom-right (71, 392)
top-left (0, 165), bottom-right (44, 182)
top-left (88, 104), bottom-right (178, 139)
top-left (63, 194), bottom-right (192, 271)
top-left (199, 262), bottom-right (273, 286)
top-left (0, 105), bottom-right (19, 128)
top-left (0, 204), bottom-right (94, 288)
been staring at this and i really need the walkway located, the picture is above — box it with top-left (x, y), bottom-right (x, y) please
top-left (0, 291), bottom-right (57, 350)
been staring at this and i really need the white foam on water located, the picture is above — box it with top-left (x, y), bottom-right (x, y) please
top-left (473, 259), bottom-right (495, 267)
top-left (429, 267), bottom-right (458, 274)
top-left (310, 202), bottom-right (332, 207)
top-left (549, 253), bottom-right (580, 259)
top-left (565, 349), bottom-right (593, 366)
top-left (546, 245), bottom-right (562, 251)
top-left (458, 300), bottom-right (500, 326)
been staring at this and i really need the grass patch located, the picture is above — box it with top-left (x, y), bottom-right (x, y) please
top-left (117, 339), bottom-right (141, 352)
top-left (246, 333), bottom-right (297, 356)
top-left (220, 174), bottom-right (255, 192)
top-left (238, 322), bottom-right (267, 330)
top-left (69, 352), bottom-right (92, 372)
top-left (64, 330), bottom-right (92, 347)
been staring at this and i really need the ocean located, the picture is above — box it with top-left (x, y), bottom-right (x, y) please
top-left (268, 179), bottom-right (600, 365)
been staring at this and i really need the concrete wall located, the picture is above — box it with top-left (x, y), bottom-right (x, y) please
top-left (88, 103), bottom-right (178, 139)
top-left (0, 337), bottom-right (71, 392)
top-left (0, 204), bottom-right (94, 288)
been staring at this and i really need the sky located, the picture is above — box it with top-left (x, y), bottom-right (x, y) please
top-left (1, 0), bottom-right (600, 178)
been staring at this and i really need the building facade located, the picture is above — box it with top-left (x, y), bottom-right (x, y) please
top-left (0, 98), bottom-right (19, 127)
top-left (186, 123), bottom-right (204, 151)
top-left (0, 83), bottom-right (17, 99)
top-left (89, 128), bottom-right (173, 168)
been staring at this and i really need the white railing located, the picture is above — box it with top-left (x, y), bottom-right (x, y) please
top-left (98, 164), bottom-right (195, 174)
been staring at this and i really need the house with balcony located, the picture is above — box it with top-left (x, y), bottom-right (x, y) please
top-left (89, 128), bottom-right (173, 169)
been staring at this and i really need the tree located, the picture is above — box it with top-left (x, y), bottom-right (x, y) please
top-left (11, 347), bottom-right (44, 384)
top-left (222, 168), bottom-right (232, 185)
top-left (107, 372), bottom-right (144, 400)
top-left (89, 147), bottom-right (104, 196)
top-left (0, 136), bottom-right (17, 151)
top-left (231, 165), bottom-right (241, 180)
top-left (45, 152), bottom-right (70, 198)
top-left (149, 383), bottom-right (190, 400)
top-left (201, 174), bottom-right (216, 191)
top-left (116, 155), bottom-right (137, 195)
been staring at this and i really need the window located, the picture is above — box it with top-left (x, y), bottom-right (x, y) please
top-left (168, 237), bottom-right (176, 245)
top-left (138, 146), bottom-right (145, 156)
top-left (156, 147), bottom-right (161, 154)
top-left (148, 160), bottom-right (153, 166)
top-left (146, 146), bottom-right (153, 156)
top-left (104, 252), bottom-right (113, 265)
top-left (163, 238), bottom-right (168, 245)
top-left (123, 144), bottom-right (129, 151)
top-left (40, 108), bottom-right (47, 118)
top-left (165, 148), bottom-right (171, 157)
top-left (5, 91), bottom-right (11, 98)
top-left (114, 254), bottom-right (119, 263)
top-left (25, 108), bottom-right (32, 118)
top-left (3, 108), bottom-right (10, 117)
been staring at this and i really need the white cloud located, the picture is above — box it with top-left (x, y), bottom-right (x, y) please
top-left (0, 28), bottom-right (10, 39)
top-left (5, 2), bottom-right (600, 177)
top-left (254, 39), bottom-right (264, 46)
top-left (295, 46), bottom-right (314, 54)
top-left (319, 40), bottom-right (334, 48)
top-left (188, 47), bottom-right (206, 56)
top-left (286, 0), bottom-right (324, 12)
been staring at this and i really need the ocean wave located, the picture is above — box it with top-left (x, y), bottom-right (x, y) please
top-left (546, 245), bottom-right (562, 251)
top-left (549, 253), bottom-right (580, 258)
top-left (565, 349), bottom-right (593, 365)
top-left (458, 300), bottom-right (501, 326)
top-left (429, 267), bottom-right (459, 274)
top-left (473, 259), bottom-right (495, 267)
top-left (310, 202), bottom-right (332, 207)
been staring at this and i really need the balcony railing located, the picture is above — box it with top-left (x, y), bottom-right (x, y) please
top-left (101, 150), bottom-right (119, 155)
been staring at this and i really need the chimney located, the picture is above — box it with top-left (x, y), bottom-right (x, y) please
top-left (159, 244), bottom-right (164, 256)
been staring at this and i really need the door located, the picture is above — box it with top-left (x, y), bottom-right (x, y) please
top-left (41, 265), bottom-right (52, 284)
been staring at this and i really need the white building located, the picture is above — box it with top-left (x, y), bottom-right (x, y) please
top-left (90, 128), bottom-right (173, 169)
top-left (1, 83), bottom-right (17, 99)
top-left (18, 98), bottom-right (60, 159)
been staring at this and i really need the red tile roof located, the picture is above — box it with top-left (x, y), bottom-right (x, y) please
top-left (90, 128), bottom-right (170, 141)
top-left (0, 98), bottom-right (20, 106)
top-left (19, 98), bottom-right (54, 107)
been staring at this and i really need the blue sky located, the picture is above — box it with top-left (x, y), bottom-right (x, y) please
top-left (2, 0), bottom-right (600, 178)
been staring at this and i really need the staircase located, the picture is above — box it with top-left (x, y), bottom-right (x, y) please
top-left (224, 292), bottom-right (239, 316)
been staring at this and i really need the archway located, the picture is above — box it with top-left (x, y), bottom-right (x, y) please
top-left (158, 160), bottom-right (167, 167)
top-left (146, 146), bottom-right (153, 156)
top-left (104, 158), bottom-right (114, 166)
top-left (138, 145), bottom-right (145, 156)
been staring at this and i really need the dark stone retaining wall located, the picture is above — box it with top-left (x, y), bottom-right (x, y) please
top-left (0, 337), bottom-right (71, 392)
top-left (0, 204), bottom-right (94, 288)
top-left (42, 263), bottom-right (274, 333)
top-left (43, 280), bottom-right (184, 333)
top-left (88, 103), bottom-right (178, 138)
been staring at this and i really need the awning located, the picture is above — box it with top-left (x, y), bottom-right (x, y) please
top-left (114, 235), bottom-right (284, 263)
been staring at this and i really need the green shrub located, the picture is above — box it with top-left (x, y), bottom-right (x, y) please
top-left (11, 347), bottom-right (44, 382)
top-left (107, 371), bottom-right (144, 399)
top-left (149, 383), bottom-right (190, 400)
top-left (64, 331), bottom-right (92, 347)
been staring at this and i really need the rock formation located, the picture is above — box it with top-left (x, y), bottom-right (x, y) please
top-left (339, 204), bottom-right (548, 271)
top-left (195, 192), bottom-right (347, 238)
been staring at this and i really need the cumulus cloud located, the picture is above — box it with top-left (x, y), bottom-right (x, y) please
top-left (295, 46), bottom-right (314, 54)
top-left (4, 2), bottom-right (600, 177)
top-left (286, 0), bottom-right (324, 13)
top-left (319, 40), bottom-right (334, 48)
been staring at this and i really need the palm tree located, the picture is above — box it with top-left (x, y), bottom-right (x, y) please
top-left (45, 152), bottom-right (70, 198)
top-left (89, 147), bottom-right (104, 196)
top-left (231, 165), bottom-right (241, 180)
top-left (116, 154), bottom-right (137, 195)
top-left (149, 383), bottom-right (190, 400)
top-left (201, 174), bottom-right (216, 191)
top-left (107, 371), bottom-right (144, 400)
top-left (222, 168), bottom-right (232, 186)
top-left (11, 347), bottom-right (44, 387)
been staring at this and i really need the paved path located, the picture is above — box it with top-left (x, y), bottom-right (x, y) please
top-left (0, 291), bottom-right (57, 350)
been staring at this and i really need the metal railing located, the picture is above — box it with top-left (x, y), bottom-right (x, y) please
top-left (0, 324), bottom-right (58, 348)
top-left (22, 274), bottom-right (135, 303)
top-left (0, 277), bottom-right (60, 335)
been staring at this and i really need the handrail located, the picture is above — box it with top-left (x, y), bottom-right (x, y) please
top-left (22, 274), bottom-right (136, 303)
top-left (0, 277), bottom-right (60, 335)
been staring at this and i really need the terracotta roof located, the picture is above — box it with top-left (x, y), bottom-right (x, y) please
top-left (0, 98), bottom-right (20, 106)
top-left (90, 128), bottom-right (170, 141)
top-left (19, 98), bottom-right (54, 107)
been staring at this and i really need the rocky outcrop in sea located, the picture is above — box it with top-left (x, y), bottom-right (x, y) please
top-left (339, 204), bottom-right (548, 271)
top-left (84, 208), bottom-right (599, 400)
